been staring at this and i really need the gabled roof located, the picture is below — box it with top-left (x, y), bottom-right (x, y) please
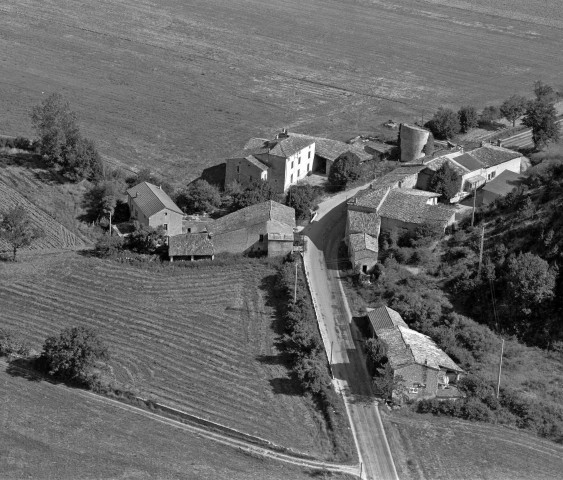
top-left (482, 170), bottom-right (525, 196)
top-left (349, 232), bottom-right (378, 253)
top-left (245, 135), bottom-right (313, 159)
top-left (425, 156), bottom-right (469, 175)
top-left (469, 145), bottom-right (521, 168)
top-left (348, 210), bottom-right (380, 236)
top-left (127, 182), bottom-right (183, 217)
top-left (378, 189), bottom-right (456, 226)
top-left (209, 200), bottom-right (295, 235)
top-left (169, 233), bottom-right (214, 257)
top-left (364, 141), bottom-right (394, 155)
top-left (367, 306), bottom-right (408, 333)
top-left (398, 326), bottom-right (464, 372)
top-left (245, 155), bottom-right (268, 171)
top-left (454, 153), bottom-right (485, 172)
top-left (286, 132), bottom-right (372, 162)
top-left (350, 186), bottom-right (390, 211)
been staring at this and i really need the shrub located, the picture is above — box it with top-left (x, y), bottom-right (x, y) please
top-left (94, 235), bottom-right (124, 258)
top-left (14, 136), bottom-right (32, 150)
top-left (461, 398), bottom-right (493, 422)
top-left (328, 152), bottom-right (362, 191)
top-left (0, 328), bottom-right (31, 356)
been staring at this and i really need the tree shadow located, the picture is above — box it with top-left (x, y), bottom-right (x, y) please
top-left (4, 358), bottom-right (43, 383)
top-left (268, 377), bottom-right (303, 396)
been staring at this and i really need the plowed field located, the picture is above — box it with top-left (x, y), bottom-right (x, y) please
top-left (0, 254), bottom-right (336, 458)
top-left (1, 0), bottom-right (561, 181)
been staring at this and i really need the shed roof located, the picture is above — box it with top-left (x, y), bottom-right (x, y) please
top-left (245, 155), bottom-right (268, 171)
top-left (482, 170), bottom-right (525, 196)
top-left (367, 306), bottom-right (408, 333)
top-left (378, 189), bottom-right (456, 226)
top-left (169, 233), bottom-right (214, 257)
top-left (127, 182), bottom-right (183, 217)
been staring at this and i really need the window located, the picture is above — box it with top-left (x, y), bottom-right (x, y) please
top-left (259, 234), bottom-right (264, 242)
top-left (298, 169), bottom-right (300, 177)
top-left (249, 175), bottom-right (252, 182)
top-left (488, 171), bottom-right (496, 180)
top-left (237, 165), bottom-right (240, 173)
top-left (308, 164), bottom-right (311, 172)
top-left (308, 151), bottom-right (311, 159)
top-left (163, 224), bottom-right (168, 231)
top-left (298, 157), bottom-right (301, 165)
top-left (164, 212), bottom-right (168, 216)
top-left (291, 174), bottom-right (293, 183)
top-left (291, 161), bottom-right (294, 169)
top-left (187, 228), bottom-right (191, 233)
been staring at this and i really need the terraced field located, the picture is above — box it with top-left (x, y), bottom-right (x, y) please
top-left (0, 180), bottom-right (86, 253)
top-left (1, 367), bottom-right (349, 480)
top-left (0, 253), bottom-right (336, 458)
top-left (1, 0), bottom-right (561, 182)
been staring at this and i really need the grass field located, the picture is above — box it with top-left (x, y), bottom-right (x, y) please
top-left (383, 410), bottom-right (563, 480)
top-left (0, 253), bottom-right (340, 459)
top-left (0, 172), bottom-right (87, 253)
top-left (0, 367), bottom-right (353, 480)
top-left (1, 0), bottom-right (561, 182)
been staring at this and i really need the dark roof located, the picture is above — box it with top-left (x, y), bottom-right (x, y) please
top-left (209, 200), bottom-right (295, 235)
top-left (348, 210), bottom-right (380, 236)
top-left (378, 189), bottom-right (456, 226)
top-left (350, 186), bottom-right (390, 211)
top-left (424, 156), bottom-right (469, 175)
top-left (367, 306), bottom-right (408, 333)
top-left (482, 170), bottom-right (525, 196)
top-left (127, 182), bottom-right (183, 217)
top-left (363, 141), bottom-right (394, 155)
top-left (245, 155), bottom-right (268, 171)
top-left (453, 153), bottom-right (484, 172)
top-left (287, 132), bottom-right (372, 162)
top-left (169, 233), bottom-right (214, 257)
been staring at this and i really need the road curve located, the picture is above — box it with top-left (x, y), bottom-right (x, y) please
top-left (302, 188), bottom-right (400, 480)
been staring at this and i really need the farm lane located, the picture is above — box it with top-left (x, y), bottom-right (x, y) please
top-left (0, 360), bottom-right (359, 477)
top-left (302, 186), bottom-right (399, 480)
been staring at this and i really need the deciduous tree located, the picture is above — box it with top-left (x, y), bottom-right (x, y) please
top-left (231, 180), bottom-right (278, 210)
top-left (286, 184), bottom-right (318, 219)
top-left (427, 107), bottom-right (461, 139)
top-left (175, 179), bottom-right (221, 214)
top-left (39, 326), bottom-right (109, 383)
top-left (458, 106), bottom-right (479, 133)
top-left (429, 162), bottom-right (461, 201)
top-left (522, 100), bottom-right (560, 149)
top-left (328, 152), bottom-right (362, 191)
top-left (480, 105), bottom-right (502, 124)
top-left (0, 206), bottom-right (44, 261)
top-left (500, 95), bottom-right (528, 127)
top-left (533, 81), bottom-right (558, 104)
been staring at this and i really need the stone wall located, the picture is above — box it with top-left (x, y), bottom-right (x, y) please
top-left (400, 124), bottom-right (429, 163)
top-left (395, 364), bottom-right (439, 400)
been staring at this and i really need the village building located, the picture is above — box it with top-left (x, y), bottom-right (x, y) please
top-left (345, 166), bottom-right (456, 272)
top-left (366, 306), bottom-right (464, 400)
top-left (480, 170), bottom-right (526, 206)
top-left (127, 182), bottom-right (184, 236)
top-left (224, 130), bottom-right (372, 192)
top-left (168, 200), bottom-right (296, 261)
top-left (417, 145), bottom-right (527, 201)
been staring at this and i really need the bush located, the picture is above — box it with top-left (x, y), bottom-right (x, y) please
top-left (94, 235), bottom-right (124, 258)
top-left (0, 328), bottom-right (31, 357)
top-left (14, 136), bottom-right (32, 150)
top-left (328, 152), bottom-right (362, 191)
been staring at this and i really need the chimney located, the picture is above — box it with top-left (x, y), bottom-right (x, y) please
top-left (159, 184), bottom-right (162, 189)
top-left (277, 128), bottom-right (289, 139)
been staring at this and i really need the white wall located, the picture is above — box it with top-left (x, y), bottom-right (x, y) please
top-left (283, 143), bottom-right (316, 191)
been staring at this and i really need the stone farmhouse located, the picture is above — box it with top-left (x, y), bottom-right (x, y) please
top-left (169, 200), bottom-right (296, 261)
top-left (225, 130), bottom-right (372, 193)
top-left (367, 306), bottom-right (464, 400)
top-left (417, 144), bottom-right (526, 201)
top-left (127, 182), bottom-right (184, 236)
top-left (345, 166), bottom-right (456, 273)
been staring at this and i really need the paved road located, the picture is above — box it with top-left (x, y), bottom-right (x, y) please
top-left (302, 188), bottom-right (399, 480)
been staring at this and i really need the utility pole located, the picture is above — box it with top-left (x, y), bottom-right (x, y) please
top-left (293, 260), bottom-right (298, 304)
top-left (108, 211), bottom-right (112, 237)
top-left (496, 338), bottom-right (505, 398)
top-left (330, 340), bottom-right (334, 365)
top-left (478, 225), bottom-right (485, 276)
top-left (471, 184), bottom-right (477, 227)
top-left (359, 462), bottom-right (363, 479)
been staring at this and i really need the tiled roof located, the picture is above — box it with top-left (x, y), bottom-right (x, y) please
top-left (349, 232), bottom-right (378, 253)
top-left (425, 156), bottom-right (469, 175)
top-left (348, 210), bottom-right (380, 236)
top-left (288, 132), bottom-right (372, 162)
top-left (377, 329), bottom-right (414, 369)
top-left (482, 170), bottom-right (525, 196)
top-left (209, 200), bottom-right (295, 236)
top-left (378, 189), bottom-right (456, 226)
top-left (350, 186), bottom-right (390, 211)
top-left (469, 145), bottom-right (521, 168)
top-left (398, 326), bottom-right (463, 372)
top-left (169, 233), bottom-right (214, 256)
top-left (245, 135), bottom-right (313, 159)
top-left (364, 141), bottom-right (394, 154)
top-left (127, 182), bottom-right (183, 217)
top-left (367, 306), bottom-right (408, 333)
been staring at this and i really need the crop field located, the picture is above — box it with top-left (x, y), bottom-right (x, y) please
top-left (0, 152), bottom-right (93, 245)
top-left (0, 367), bottom-right (351, 480)
top-left (1, 0), bottom-right (562, 182)
top-left (383, 412), bottom-right (563, 480)
top-left (0, 178), bottom-right (87, 253)
top-left (0, 254), bottom-right (338, 459)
